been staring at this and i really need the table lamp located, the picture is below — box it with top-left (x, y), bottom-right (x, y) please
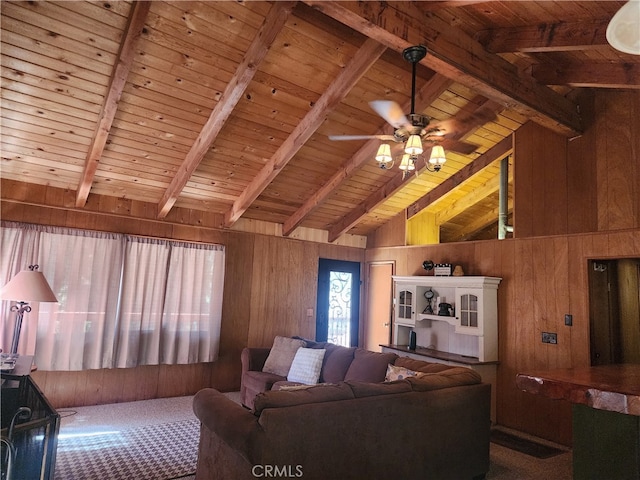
top-left (0, 265), bottom-right (58, 357)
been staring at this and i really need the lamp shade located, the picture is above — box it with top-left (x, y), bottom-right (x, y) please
top-left (428, 145), bottom-right (446, 165)
top-left (0, 268), bottom-right (58, 303)
top-left (399, 154), bottom-right (416, 171)
top-left (375, 143), bottom-right (392, 164)
top-left (404, 134), bottom-right (423, 155)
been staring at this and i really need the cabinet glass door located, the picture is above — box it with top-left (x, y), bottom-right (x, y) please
top-left (398, 290), bottom-right (413, 320)
top-left (459, 293), bottom-right (478, 328)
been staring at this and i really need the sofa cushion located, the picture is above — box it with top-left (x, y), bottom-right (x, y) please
top-left (407, 367), bottom-right (482, 391)
top-left (253, 382), bottom-right (355, 415)
top-left (384, 363), bottom-right (423, 382)
top-left (242, 370), bottom-right (286, 393)
top-left (320, 344), bottom-right (356, 383)
top-left (347, 380), bottom-right (412, 398)
top-left (262, 336), bottom-right (306, 377)
top-left (287, 348), bottom-right (326, 385)
top-left (343, 349), bottom-right (398, 383)
top-left (394, 356), bottom-right (453, 374)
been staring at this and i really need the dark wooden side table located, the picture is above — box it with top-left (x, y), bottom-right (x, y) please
top-left (516, 364), bottom-right (640, 480)
top-left (1, 354), bottom-right (58, 480)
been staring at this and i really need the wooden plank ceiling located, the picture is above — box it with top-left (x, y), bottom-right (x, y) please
top-left (2, 1), bottom-right (638, 243)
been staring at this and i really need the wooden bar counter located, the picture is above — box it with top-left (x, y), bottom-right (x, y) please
top-left (517, 364), bottom-right (640, 480)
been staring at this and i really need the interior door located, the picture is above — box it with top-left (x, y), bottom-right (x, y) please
top-left (364, 262), bottom-right (394, 352)
top-left (316, 259), bottom-right (360, 347)
top-left (589, 258), bottom-right (640, 365)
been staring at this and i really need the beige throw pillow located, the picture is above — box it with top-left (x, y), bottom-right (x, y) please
top-left (262, 336), bottom-right (306, 377)
top-left (384, 363), bottom-right (422, 382)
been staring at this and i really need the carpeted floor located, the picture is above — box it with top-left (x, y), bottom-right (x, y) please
top-left (56, 395), bottom-right (202, 480)
top-left (55, 393), bottom-right (572, 480)
top-left (55, 419), bottom-right (199, 480)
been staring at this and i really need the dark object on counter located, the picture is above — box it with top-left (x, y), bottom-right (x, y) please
top-left (409, 331), bottom-right (417, 350)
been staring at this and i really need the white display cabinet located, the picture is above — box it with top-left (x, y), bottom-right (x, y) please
top-left (391, 276), bottom-right (501, 362)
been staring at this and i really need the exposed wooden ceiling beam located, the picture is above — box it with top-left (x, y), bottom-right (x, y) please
top-left (531, 62), bottom-right (640, 89)
top-left (476, 19), bottom-right (611, 53)
top-left (282, 73), bottom-right (453, 236)
top-left (407, 134), bottom-right (513, 218)
top-left (75, 0), bottom-right (151, 208)
top-left (421, 1), bottom-right (490, 8)
top-left (327, 102), bottom-right (507, 242)
top-left (156, 1), bottom-right (295, 219)
top-left (223, 38), bottom-right (387, 227)
top-left (303, 1), bottom-right (583, 136)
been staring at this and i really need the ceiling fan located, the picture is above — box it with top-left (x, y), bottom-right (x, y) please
top-left (329, 45), bottom-right (491, 172)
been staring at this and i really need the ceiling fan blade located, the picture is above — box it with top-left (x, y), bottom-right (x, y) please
top-left (369, 100), bottom-right (411, 130)
top-left (438, 138), bottom-right (479, 155)
top-left (432, 107), bottom-right (498, 139)
top-left (329, 134), bottom-right (397, 141)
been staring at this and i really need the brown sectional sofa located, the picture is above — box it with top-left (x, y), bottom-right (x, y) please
top-left (240, 340), bottom-right (400, 409)
top-left (193, 339), bottom-right (492, 480)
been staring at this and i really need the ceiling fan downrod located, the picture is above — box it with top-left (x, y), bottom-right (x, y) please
top-left (402, 45), bottom-right (427, 117)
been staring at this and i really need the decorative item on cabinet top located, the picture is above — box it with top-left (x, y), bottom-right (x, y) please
top-left (434, 263), bottom-right (452, 276)
top-left (422, 260), bottom-right (435, 272)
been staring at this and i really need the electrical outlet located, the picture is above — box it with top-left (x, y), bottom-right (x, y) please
top-left (542, 332), bottom-right (557, 344)
top-left (564, 314), bottom-right (573, 326)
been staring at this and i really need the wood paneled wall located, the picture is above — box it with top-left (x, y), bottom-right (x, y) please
top-left (513, 121), bottom-right (569, 237)
top-left (366, 228), bottom-right (640, 446)
top-left (1, 186), bottom-right (364, 408)
top-left (516, 90), bottom-right (640, 238)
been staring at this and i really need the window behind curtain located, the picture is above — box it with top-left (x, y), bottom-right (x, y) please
top-left (0, 222), bottom-right (225, 371)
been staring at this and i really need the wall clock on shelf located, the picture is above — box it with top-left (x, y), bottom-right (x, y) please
top-left (423, 288), bottom-right (435, 314)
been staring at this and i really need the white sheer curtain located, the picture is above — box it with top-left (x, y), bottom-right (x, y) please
top-left (161, 240), bottom-right (224, 364)
top-left (115, 236), bottom-right (170, 368)
top-left (0, 222), bottom-right (225, 371)
top-left (37, 228), bottom-right (123, 370)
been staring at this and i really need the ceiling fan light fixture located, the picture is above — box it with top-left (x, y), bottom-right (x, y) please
top-left (375, 143), bottom-right (394, 169)
top-left (375, 143), bottom-right (392, 164)
top-left (606, 0), bottom-right (640, 55)
top-left (399, 154), bottom-right (416, 171)
top-left (404, 134), bottom-right (423, 155)
top-left (428, 145), bottom-right (446, 172)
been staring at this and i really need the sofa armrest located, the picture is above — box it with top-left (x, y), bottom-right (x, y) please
top-left (193, 388), bottom-right (264, 462)
top-left (241, 347), bottom-right (271, 373)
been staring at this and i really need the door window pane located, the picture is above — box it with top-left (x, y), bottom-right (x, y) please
top-left (328, 271), bottom-right (352, 347)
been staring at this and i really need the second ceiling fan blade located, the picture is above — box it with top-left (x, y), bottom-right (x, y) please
top-left (369, 100), bottom-right (412, 130)
top-left (329, 134), bottom-right (397, 141)
top-left (433, 105), bottom-right (499, 139)
top-left (438, 138), bottom-right (479, 155)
